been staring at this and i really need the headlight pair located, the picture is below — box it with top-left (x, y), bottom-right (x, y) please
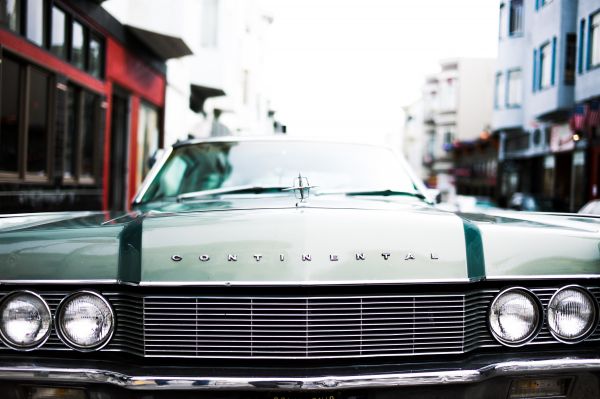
top-left (0, 291), bottom-right (114, 351)
top-left (489, 286), bottom-right (597, 346)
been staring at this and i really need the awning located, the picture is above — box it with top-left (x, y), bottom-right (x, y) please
top-left (190, 84), bottom-right (226, 114)
top-left (126, 25), bottom-right (193, 61)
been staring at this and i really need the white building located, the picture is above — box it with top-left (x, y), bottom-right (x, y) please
top-left (412, 58), bottom-right (495, 199)
top-left (402, 99), bottom-right (425, 180)
top-left (103, 0), bottom-right (278, 145)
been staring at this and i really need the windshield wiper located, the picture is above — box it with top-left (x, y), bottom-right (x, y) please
top-left (317, 189), bottom-right (426, 199)
top-left (176, 185), bottom-right (291, 202)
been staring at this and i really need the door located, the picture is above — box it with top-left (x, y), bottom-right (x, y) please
top-left (108, 88), bottom-right (130, 211)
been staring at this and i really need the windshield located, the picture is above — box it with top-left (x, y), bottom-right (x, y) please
top-left (138, 140), bottom-right (419, 203)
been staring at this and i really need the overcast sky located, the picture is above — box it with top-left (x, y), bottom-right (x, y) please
top-left (262, 0), bottom-right (499, 143)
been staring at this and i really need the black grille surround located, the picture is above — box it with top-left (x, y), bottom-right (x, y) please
top-left (0, 286), bottom-right (599, 359)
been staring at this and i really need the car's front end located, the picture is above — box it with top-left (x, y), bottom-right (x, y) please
top-left (0, 138), bottom-right (599, 399)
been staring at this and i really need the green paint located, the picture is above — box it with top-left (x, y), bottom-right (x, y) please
top-left (462, 219), bottom-right (485, 280)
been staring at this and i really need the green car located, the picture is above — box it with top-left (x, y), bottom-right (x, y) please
top-left (0, 137), bottom-right (599, 399)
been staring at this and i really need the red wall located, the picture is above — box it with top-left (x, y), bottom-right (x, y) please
top-left (0, 28), bottom-right (166, 211)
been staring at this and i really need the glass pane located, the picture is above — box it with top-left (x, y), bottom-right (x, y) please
top-left (141, 141), bottom-right (417, 202)
top-left (88, 37), bottom-right (102, 78)
top-left (592, 14), bottom-right (600, 68)
top-left (540, 44), bottom-right (552, 88)
top-left (507, 70), bottom-right (522, 106)
top-left (63, 86), bottom-right (78, 179)
top-left (136, 103), bottom-right (159, 187)
top-left (0, 0), bottom-right (21, 32)
top-left (26, 0), bottom-right (44, 46)
top-left (27, 67), bottom-right (49, 176)
top-left (50, 6), bottom-right (66, 59)
top-left (0, 56), bottom-right (21, 173)
top-left (81, 91), bottom-right (97, 178)
top-left (72, 21), bottom-right (85, 69)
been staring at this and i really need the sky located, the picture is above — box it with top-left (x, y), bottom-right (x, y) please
top-left (262, 0), bottom-right (499, 144)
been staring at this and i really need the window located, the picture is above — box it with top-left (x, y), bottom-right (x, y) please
top-left (88, 35), bottom-right (103, 78)
top-left (0, 0), bottom-right (21, 32)
top-left (508, 0), bottom-right (523, 36)
top-left (26, 0), bottom-right (44, 46)
top-left (81, 92), bottom-right (98, 179)
top-left (539, 42), bottom-right (552, 89)
top-left (26, 67), bottom-right (50, 177)
top-left (494, 72), bottom-right (504, 109)
top-left (507, 69), bottom-right (522, 107)
top-left (565, 33), bottom-right (576, 84)
top-left (136, 102), bottom-right (160, 188)
top-left (64, 85), bottom-right (100, 183)
top-left (201, 0), bottom-right (218, 48)
top-left (50, 6), bottom-right (66, 59)
top-left (63, 87), bottom-right (78, 180)
top-left (591, 12), bottom-right (600, 68)
top-left (71, 20), bottom-right (86, 69)
top-left (498, 3), bottom-right (506, 39)
top-left (0, 55), bottom-right (21, 175)
top-left (579, 19), bottom-right (586, 74)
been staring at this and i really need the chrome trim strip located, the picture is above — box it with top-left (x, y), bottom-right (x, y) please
top-left (486, 275), bottom-right (600, 281)
top-left (132, 146), bottom-right (173, 205)
top-left (0, 280), bottom-right (120, 285)
top-left (0, 357), bottom-right (600, 389)
top-left (137, 278), bottom-right (473, 286)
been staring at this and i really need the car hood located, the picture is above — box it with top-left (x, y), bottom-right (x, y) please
top-left (0, 196), bottom-right (599, 285)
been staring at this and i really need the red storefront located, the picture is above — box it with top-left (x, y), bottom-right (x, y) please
top-left (0, 0), bottom-right (190, 212)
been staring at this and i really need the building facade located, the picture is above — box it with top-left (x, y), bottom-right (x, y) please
top-left (0, 0), bottom-right (191, 213)
top-left (103, 0), bottom-right (281, 146)
top-left (493, 0), bottom-right (600, 211)
top-left (418, 58), bottom-right (495, 201)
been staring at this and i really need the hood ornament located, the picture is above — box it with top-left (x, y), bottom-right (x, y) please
top-left (284, 174), bottom-right (317, 204)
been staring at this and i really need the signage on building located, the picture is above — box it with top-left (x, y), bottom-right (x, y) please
top-left (550, 124), bottom-right (575, 153)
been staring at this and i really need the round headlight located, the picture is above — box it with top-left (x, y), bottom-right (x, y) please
top-left (0, 291), bottom-right (51, 350)
top-left (547, 286), bottom-right (597, 343)
top-left (489, 288), bottom-right (541, 346)
top-left (56, 291), bottom-right (114, 350)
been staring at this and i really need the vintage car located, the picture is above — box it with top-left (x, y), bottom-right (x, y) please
top-left (0, 137), bottom-right (599, 399)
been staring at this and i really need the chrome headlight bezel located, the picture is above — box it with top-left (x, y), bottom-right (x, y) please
top-left (55, 290), bottom-right (115, 351)
top-left (0, 290), bottom-right (52, 351)
top-left (488, 287), bottom-right (543, 347)
top-left (547, 285), bottom-right (598, 344)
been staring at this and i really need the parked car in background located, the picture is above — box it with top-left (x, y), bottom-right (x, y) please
top-left (0, 137), bottom-right (599, 399)
top-left (507, 192), bottom-right (568, 212)
top-left (579, 199), bottom-right (600, 215)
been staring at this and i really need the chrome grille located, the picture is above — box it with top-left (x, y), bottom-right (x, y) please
top-left (143, 293), bottom-right (485, 358)
top-left (0, 286), bottom-right (598, 359)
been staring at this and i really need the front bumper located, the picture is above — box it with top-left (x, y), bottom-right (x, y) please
top-left (1, 351), bottom-right (600, 398)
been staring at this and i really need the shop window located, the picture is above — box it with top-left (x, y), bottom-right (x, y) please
top-left (0, 55), bottom-right (21, 175)
top-left (136, 102), bottom-right (160, 188)
top-left (50, 6), bottom-right (66, 59)
top-left (0, 54), bottom-right (53, 182)
top-left (88, 35), bottom-right (103, 79)
top-left (0, 0), bottom-right (21, 33)
top-left (26, 67), bottom-right (50, 177)
top-left (71, 20), bottom-right (86, 69)
top-left (26, 0), bottom-right (44, 46)
top-left (81, 92), bottom-right (98, 179)
top-left (64, 85), bottom-right (100, 184)
top-left (63, 86), bottom-right (78, 181)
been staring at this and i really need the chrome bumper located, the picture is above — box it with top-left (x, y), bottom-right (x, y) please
top-left (0, 357), bottom-right (600, 390)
